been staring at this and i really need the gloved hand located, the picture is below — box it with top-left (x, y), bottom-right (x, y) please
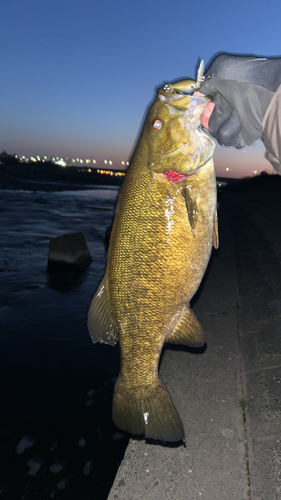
top-left (198, 54), bottom-right (281, 148)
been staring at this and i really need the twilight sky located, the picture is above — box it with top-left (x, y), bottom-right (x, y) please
top-left (1, 0), bottom-right (280, 177)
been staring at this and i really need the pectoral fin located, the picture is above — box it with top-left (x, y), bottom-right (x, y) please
top-left (213, 210), bottom-right (219, 249)
top-left (87, 273), bottom-right (118, 346)
top-left (167, 306), bottom-right (205, 347)
top-left (185, 187), bottom-right (197, 234)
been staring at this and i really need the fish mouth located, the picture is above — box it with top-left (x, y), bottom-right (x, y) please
top-left (164, 118), bottom-right (215, 176)
top-left (160, 94), bottom-right (214, 167)
top-left (149, 88), bottom-right (215, 175)
top-left (164, 126), bottom-right (209, 157)
top-left (159, 93), bottom-right (209, 113)
top-left (164, 126), bottom-right (202, 158)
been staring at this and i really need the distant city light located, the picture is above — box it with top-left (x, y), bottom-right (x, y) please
top-left (97, 168), bottom-right (125, 177)
top-left (10, 153), bottom-right (130, 172)
top-left (54, 159), bottom-right (67, 167)
top-left (225, 167), bottom-right (231, 172)
top-left (252, 170), bottom-right (258, 175)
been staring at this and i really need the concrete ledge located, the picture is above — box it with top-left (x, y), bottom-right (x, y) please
top-left (108, 205), bottom-right (250, 499)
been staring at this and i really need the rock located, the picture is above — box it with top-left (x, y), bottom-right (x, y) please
top-left (48, 232), bottom-right (92, 268)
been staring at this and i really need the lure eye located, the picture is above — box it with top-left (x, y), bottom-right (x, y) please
top-left (152, 119), bottom-right (163, 132)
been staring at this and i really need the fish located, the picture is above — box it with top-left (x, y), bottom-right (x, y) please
top-left (88, 77), bottom-right (218, 443)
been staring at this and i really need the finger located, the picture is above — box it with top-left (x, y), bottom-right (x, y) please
top-left (197, 79), bottom-right (218, 97)
top-left (217, 110), bottom-right (242, 147)
top-left (208, 96), bottom-right (231, 139)
top-left (201, 102), bottom-right (215, 130)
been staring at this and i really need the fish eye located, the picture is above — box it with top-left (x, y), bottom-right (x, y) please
top-left (152, 119), bottom-right (163, 132)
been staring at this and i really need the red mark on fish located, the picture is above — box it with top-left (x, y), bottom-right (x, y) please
top-left (163, 171), bottom-right (189, 182)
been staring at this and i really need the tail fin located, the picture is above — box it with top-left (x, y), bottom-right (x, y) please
top-left (112, 379), bottom-right (184, 442)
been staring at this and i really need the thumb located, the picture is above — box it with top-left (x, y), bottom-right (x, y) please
top-left (201, 102), bottom-right (215, 130)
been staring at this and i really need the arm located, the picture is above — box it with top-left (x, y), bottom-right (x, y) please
top-left (198, 54), bottom-right (281, 171)
top-left (263, 84), bottom-right (281, 173)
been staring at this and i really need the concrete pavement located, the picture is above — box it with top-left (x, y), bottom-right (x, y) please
top-left (107, 176), bottom-right (281, 500)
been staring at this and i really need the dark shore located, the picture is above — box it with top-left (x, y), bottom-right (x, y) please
top-left (0, 162), bottom-right (125, 192)
top-left (108, 171), bottom-right (281, 500)
top-left (1, 165), bottom-right (280, 499)
top-left (1, 160), bottom-right (277, 194)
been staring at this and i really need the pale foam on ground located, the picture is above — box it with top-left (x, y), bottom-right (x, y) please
top-left (78, 437), bottom-right (86, 447)
top-left (57, 479), bottom-right (68, 490)
top-left (112, 432), bottom-right (125, 441)
top-left (83, 459), bottom-right (93, 475)
top-left (49, 462), bottom-right (65, 474)
top-left (85, 388), bottom-right (95, 405)
top-left (26, 457), bottom-right (44, 476)
top-left (16, 435), bottom-right (36, 454)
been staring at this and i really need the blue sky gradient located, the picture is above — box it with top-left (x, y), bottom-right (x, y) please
top-left (1, 0), bottom-right (280, 176)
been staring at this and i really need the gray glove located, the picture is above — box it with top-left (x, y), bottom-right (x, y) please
top-left (199, 54), bottom-right (281, 148)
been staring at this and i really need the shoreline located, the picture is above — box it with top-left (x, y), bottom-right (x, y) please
top-left (0, 162), bottom-right (125, 192)
top-left (1, 162), bottom-right (278, 194)
top-left (0, 177), bottom-right (122, 193)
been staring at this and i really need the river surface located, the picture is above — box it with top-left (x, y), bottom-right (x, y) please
top-left (0, 187), bottom-right (129, 500)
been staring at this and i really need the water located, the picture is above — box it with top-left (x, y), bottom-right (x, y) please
top-left (0, 187), bottom-right (119, 306)
top-left (0, 187), bottom-right (129, 500)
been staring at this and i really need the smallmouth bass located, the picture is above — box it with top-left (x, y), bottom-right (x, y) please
top-left (88, 80), bottom-right (218, 442)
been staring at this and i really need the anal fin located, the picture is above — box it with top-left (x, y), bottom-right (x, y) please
top-left (167, 306), bottom-right (205, 347)
top-left (87, 273), bottom-right (118, 346)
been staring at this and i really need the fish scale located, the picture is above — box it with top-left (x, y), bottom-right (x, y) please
top-left (88, 80), bottom-right (218, 442)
